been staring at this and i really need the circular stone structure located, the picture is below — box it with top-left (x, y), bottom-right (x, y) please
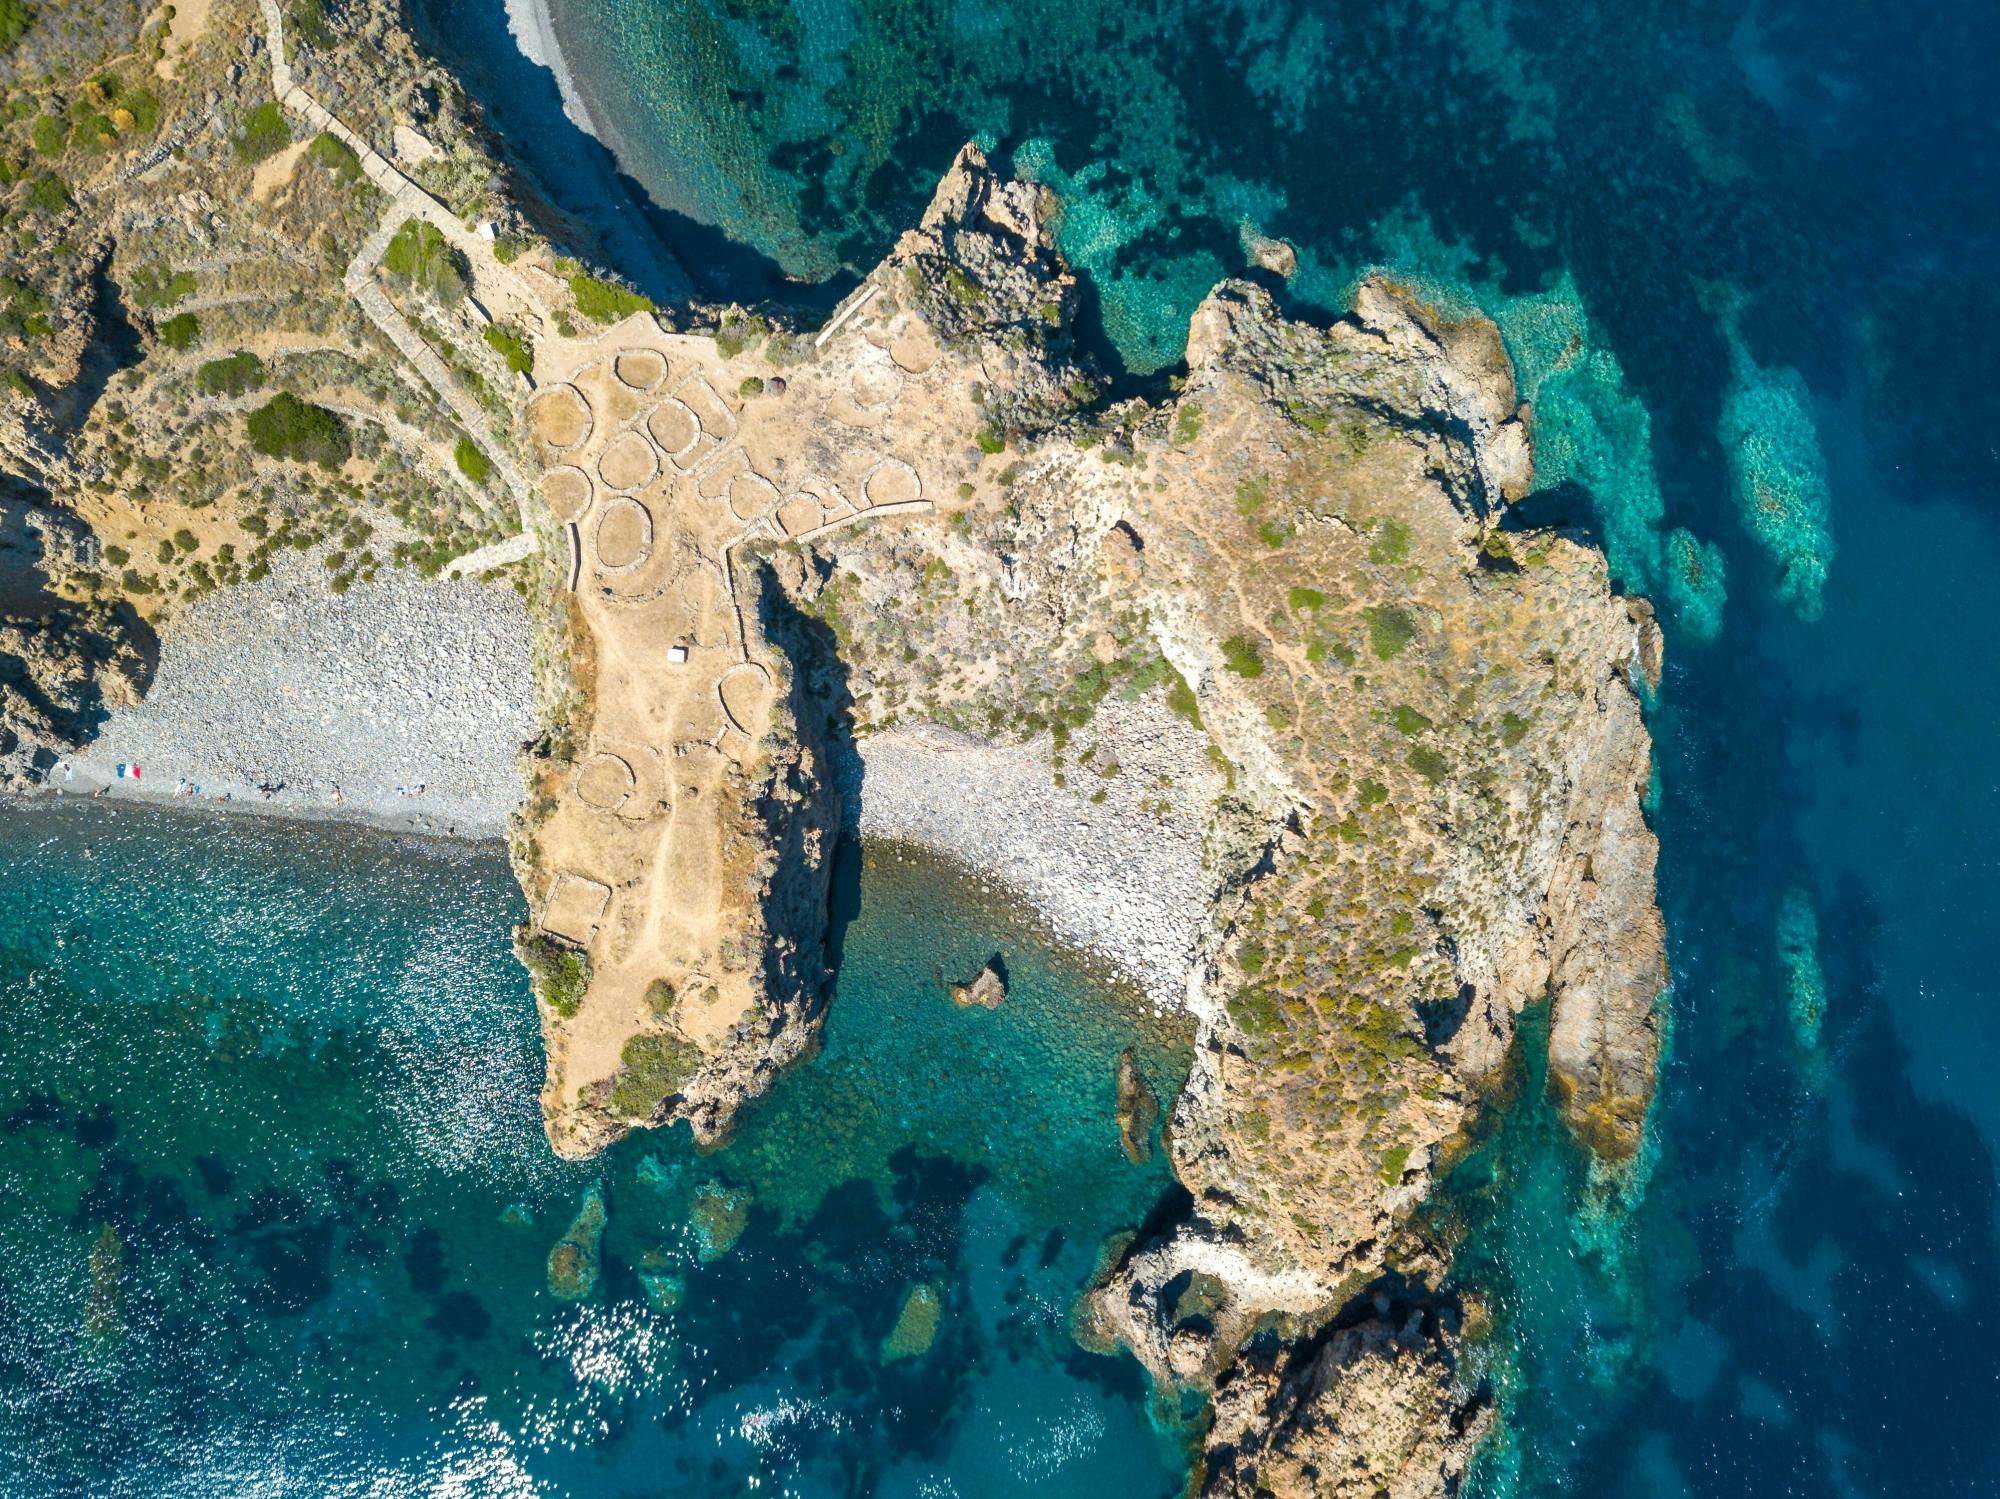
top-left (593, 496), bottom-right (654, 574)
top-left (597, 430), bottom-right (660, 493)
top-left (575, 751), bottom-right (636, 811)
top-left (727, 471), bottom-right (782, 523)
top-left (889, 326), bottom-right (939, 374)
top-left (776, 493), bottom-right (822, 537)
top-left (718, 663), bottom-right (775, 737)
top-left (542, 465), bottom-right (594, 524)
top-left (528, 384), bottom-right (593, 451)
top-left (850, 362), bottom-right (903, 409)
top-left (646, 400), bottom-right (700, 459)
top-left (863, 458), bottom-right (922, 507)
top-left (614, 348), bottom-right (668, 391)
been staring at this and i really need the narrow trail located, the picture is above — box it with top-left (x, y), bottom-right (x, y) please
top-left (254, 0), bottom-right (542, 558)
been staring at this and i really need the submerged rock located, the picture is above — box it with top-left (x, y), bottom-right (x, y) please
top-left (635, 1154), bottom-right (681, 1194)
top-left (638, 1270), bottom-right (686, 1314)
top-left (546, 1183), bottom-right (607, 1301)
top-left (1240, 225), bottom-right (1299, 278)
top-left (949, 957), bottom-right (1008, 1009)
top-left (1115, 1048), bottom-right (1161, 1163)
top-left (689, 1183), bottom-right (751, 1262)
top-left (881, 1281), bottom-right (943, 1362)
top-left (83, 1222), bottom-right (123, 1344)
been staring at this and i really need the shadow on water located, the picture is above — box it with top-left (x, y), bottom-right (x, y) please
top-left (407, 0), bottom-right (855, 317)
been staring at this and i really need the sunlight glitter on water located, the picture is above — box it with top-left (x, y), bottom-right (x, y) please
top-left (0, 806), bottom-right (1188, 1497)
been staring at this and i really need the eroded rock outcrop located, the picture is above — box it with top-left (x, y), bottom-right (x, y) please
top-left (507, 146), bottom-right (1663, 1482)
top-left (1203, 1287), bottom-right (1493, 1499)
top-left (0, 495), bottom-right (152, 784)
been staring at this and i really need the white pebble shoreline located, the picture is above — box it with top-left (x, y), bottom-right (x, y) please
top-left (46, 553), bottom-right (537, 839)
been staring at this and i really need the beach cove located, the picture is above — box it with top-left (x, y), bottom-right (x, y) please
top-left (0, 799), bottom-right (1192, 1494)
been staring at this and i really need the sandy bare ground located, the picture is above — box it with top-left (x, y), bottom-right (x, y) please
top-left (522, 300), bottom-right (967, 1149)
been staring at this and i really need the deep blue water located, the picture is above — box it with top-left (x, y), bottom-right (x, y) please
top-left (0, 807), bottom-right (1189, 1495)
top-left (398, 0), bottom-right (2000, 1491)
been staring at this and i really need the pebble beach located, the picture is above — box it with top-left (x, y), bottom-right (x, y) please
top-left (852, 695), bottom-right (1226, 1008)
top-left (52, 554), bottom-right (538, 839)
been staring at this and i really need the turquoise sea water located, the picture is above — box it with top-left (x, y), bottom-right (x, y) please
top-left (15, 0), bottom-right (2000, 1489)
top-left (0, 806), bottom-right (1189, 1495)
top-left (398, 0), bottom-right (2000, 1490)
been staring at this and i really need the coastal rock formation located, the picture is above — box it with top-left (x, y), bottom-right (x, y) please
top-left (503, 148), bottom-right (1662, 1483)
top-left (0, 494), bottom-right (153, 784)
top-left (949, 958), bottom-right (1007, 1009)
top-left (1203, 1287), bottom-right (1493, 1499)
top-left (655, 150), bottom-right (1663, 1487)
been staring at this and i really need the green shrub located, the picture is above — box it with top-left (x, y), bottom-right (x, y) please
top-left (234, 101), bottom-right (291, 165)
top-left (1287, 586), bottom-right (1323, 612)
top-left (607, 1030), bottom-right (701, 1118)
top-left (941, 266), bottom-right (984, 306)
top-left (306, 131), bottom-right (361, 182)
top-left (1368, 518), bottom-right (1411, 565)
top-left (1166, 670), bottom-right (1202, 728)
top-left (738, 375), bottom-right (764, 398)
top-left (156, 312), bottom-right (199, 350)
top-left (454, 437), bottom-right (491, 484)
top-left (0, 275), bottom-right (49, 339)
top-left (30, 115), bottom-right (65, 155)
top-left (289, 0), bottom-right (334, 47)
top-left (1378, 1144), bottom-right (1412, 1185)
top-left (1221, 634), bottom-right (1265, 678)
top-left (123, 89), bottom-right (160, 136)
top-left (1391, 704), bottom-right (1433, 735)
top-left (383, 219), bottom-right (467, 305)
top-left (1235, 475), bottom-right (1267, 515)
top-left (518, 932), bottom-right (590, 1018)
top-left (1407, 744), bottom-right (1448, 784)
top-left (1501, 711), bottom-right (1532, 746)
top-left (569, 272), bottom-right (652, 323)
top-left (172, 528), bottom-right (197, 553)
top-left (0, 0), bottom-right (28, 52)
top-left (712, 312), bottom-right (765, 356)
top-left (974, 424), bottom-right (1004, 454)
top-left (644, 979), bottom-right (677, 1015)
top-left (128, 264), bottom-right (196, 309)
top-left (246, 392), bottom-right (351, 469)
top-left (1228, 986), bottom-right (1284, 1036)
top-left (1364, 604), bottom-right (1415, 660)
top-left (1172, 400), bottom-right (1203, 446)
top-left (0, 368), bottom-right (29, 398)
top-left (69, 108), bottom-right (116, 152)
top-left (482, 323), bottom-right (533, 374)
top-left (196, 350), bottom-right (266, 396)
top-left (24, 171), bottom-right (67, 215)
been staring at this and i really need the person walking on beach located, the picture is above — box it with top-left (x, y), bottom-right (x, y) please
top-left (331, 783), bottom-right (344, 805)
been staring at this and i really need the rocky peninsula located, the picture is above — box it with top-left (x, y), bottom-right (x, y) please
top-left (0, 2), bottom-right (1665, 1490)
